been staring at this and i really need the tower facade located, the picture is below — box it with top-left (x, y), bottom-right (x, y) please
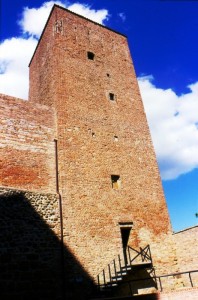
top-left (29, 3), bottom-right (177, 289)
top-left (0, 5), bottom-right (178, 299)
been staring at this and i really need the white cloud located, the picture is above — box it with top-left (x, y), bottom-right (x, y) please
top-left (19, 1), bottom-right (64, 38)
top-left (0, 37), bottom-right (37, 99)
top-left (138, 76), bottom-right (198, 180)
top-left (19, 1), bottom-right (109, 38)
top-left (0, 1), bottom-right (109, 99)
top-left (118, 12), bottom-right (126, 22)
top-left (67, 3), bottom-right (109, 25)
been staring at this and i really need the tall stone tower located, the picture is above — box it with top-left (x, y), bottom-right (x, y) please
top-left (29, 5), bottom-right (177, 295)
top-left (0, 4), bottom-right (178, 299)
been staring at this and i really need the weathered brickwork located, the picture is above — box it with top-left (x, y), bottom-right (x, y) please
top-left (157, 287), bottom-right (198, 300)
top-left (1, 4), bottom-right (196, 299)
top-left (174, 226), bottom-right (198, 272)
top-left (0, 94), bottom-right (56, 193)
top-left (173, 226), bottom-right (198, 287)
top-left (29, 4), bottom-right (177, 285)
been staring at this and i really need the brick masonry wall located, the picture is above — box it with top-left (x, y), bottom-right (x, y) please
top-left (0, 94), bottom-right (56, 193)
top-left (173, 226), bottom-right (198, 272)
top-left (29, 5), bottom-right (178, 289)
top-left (1, 5), bottom-right (186, 298)
top-left (157, 287), bottom-right (198, 300)
top-left (0, 187), bottom-right (62, 299)
top-left (173, 226), bottom-right (198, 287)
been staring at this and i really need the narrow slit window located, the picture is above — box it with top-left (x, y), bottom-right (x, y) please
top-left (87, 51), bottom-right (95, 60)
top-left (114, 135), bottom-right (118, 142)
top-left (109, 93), bottom-right (115, 101)
top-left (111, 175), bottom-right (121, 189)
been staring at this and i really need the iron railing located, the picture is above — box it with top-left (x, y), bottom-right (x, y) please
top-left (156, 269), bottom-right (198, 292)
top-left (97, 245), bottom-right (152, 290)
top-left (128, 244), bottom-right (152, 264)
top-left (109, 269), bottom-right (198, 296)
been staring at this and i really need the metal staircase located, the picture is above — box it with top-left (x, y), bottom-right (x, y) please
top-left (96, 245), bottom-right (153, 297)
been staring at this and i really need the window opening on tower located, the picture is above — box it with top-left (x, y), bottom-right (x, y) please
top-left (111, 175), bottom-right (121, 189)
top-left (87, 51), bottom-right (95, 60)
top-left (109, 93), bottom-right (115, 101)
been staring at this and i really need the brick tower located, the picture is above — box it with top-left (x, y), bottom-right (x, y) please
top-left (0, 4), bottom-right (178, 299)
top-left (29, 5), bottom-right (178, 296)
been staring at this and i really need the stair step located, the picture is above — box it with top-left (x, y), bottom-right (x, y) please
top-left (121, 266), bottom-right (132, 271)
top-left (111, 276), bottom-right (123, 282)
top-left (100, 282), bottom-right (118, 288)
top-left (116, 271), bottom-right (127, 276)
top-left (107, 283), bottom-right (118, 287)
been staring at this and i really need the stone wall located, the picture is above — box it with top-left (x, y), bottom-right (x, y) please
top-left (0, 94), bottom-right (56, 193)
top-left (173, 226), bottom-right (198, 288)
top-left (173, 226), bottom-right (198, 272)
top-left (0, 187), bottom-right (97, 299)
top-left (158, 287), bottom-right (198, 300)
top-left (0, 187), bottom-right (61, 299)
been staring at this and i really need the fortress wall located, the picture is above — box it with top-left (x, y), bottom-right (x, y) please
top-left (174, 226), bottom-right (198, 272)
top-left (0, 94), bottom-right (56, 193)
top-left (0, 187), bottom-right (62, 298)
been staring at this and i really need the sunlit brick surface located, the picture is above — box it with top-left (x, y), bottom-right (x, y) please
top-left (29, 5), bottom-right (177, 279)
top-left (0, 5), bottom-right (182, 298)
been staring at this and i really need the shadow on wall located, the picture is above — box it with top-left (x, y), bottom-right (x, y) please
top-left (0, 190), bottom-right (94, 300)
top-left (112, 268), bottom-right (158, 299)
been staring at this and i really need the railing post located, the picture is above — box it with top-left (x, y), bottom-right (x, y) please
top-left (108, 264), bottom-right (112, 284)
top-left (158, 276), bottom-right (163, 292)
top-left (103, 269), bottom-right (106, 286)
top-left (140, 247), bottom-right (144, 262)
top-left (148, 245), bottom-right (152, 263)
top-left (189, 272), bottom-right (193, 287)
top-left (118, 254), bottom-right (122, 275)
top-left (97, 274), bottom-right (100, 288)
top-left (113, 259), bottom-right (117, 281)
top-left (128, 246), bottom-right (132, 264)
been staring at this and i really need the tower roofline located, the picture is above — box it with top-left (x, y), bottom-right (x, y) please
top-left (29, 4), bottom-right (127, 67)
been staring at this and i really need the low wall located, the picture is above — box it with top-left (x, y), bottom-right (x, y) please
top-left (158, 287), bottom-right (198, 300)
top-left (0, 94), bottom-right (56, 193)
top-left (0, 187), bottom-right (96, 299)
top-left (0, 187), bottom-right (62, 299)
top-left (173, 226), bottom-right (198, 272)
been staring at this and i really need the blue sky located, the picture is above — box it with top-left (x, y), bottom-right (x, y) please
top-left (0, 0), bottom-right (198, 231)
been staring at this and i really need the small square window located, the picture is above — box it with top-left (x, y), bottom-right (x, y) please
top-left (111, 175), bottom-right (121, 189)
top-left (87, 51), bottom-right (95, 60)
top-left (109, 93), bottom-right (115, 101)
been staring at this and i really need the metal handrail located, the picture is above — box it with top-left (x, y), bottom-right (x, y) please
top-left (128, 244), bottom-right (152, 264)
top-left (100, 269), bottom-right (198, 296)
top-left (155, 269), bottom-right (198, 291)
top-left (97, 252), bottom-right (125, 288)
top-left (96, 244), bottom-right (152, 290)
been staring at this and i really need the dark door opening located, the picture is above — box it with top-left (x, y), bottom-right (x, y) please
top-left (120, 227), bottom-right (131, 265)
